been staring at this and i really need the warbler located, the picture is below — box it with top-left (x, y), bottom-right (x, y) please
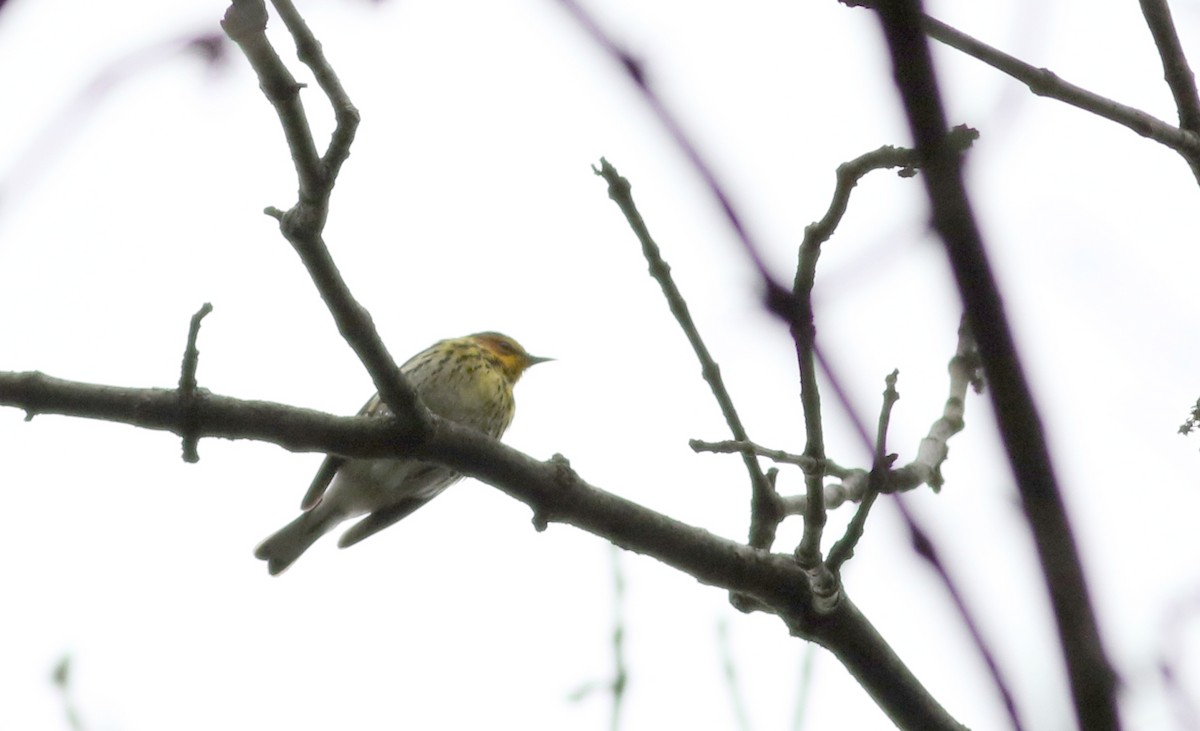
top-left (255, 332), bottom-right (549, 575)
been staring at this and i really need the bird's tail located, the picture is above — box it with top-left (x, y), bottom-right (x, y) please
top-left (254, 504), bottom-right (343, 576)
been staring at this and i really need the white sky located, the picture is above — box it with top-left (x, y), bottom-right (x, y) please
top-left (1, 0), bottom-right (1198, 729)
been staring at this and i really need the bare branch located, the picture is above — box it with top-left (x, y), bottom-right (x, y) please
top-left (779, 319), bottom-right (981, 516)
top-left (690, 438), bottom-right (857, 480)
top-left (221, 0), bottom-right (322, 201)
top-left (869, 1), bottom-right (1121, 728)
top-left (791, 227), bottom-right (830, 577)
top-left (804, 126), bottom-right (978, 250)
top-left (0, 368), bottom-right (966, 730)
top-left (593, 158), bottom-right (781, 550)
top-left (1138, 0), bottom-right (1200, 134)
top-left (791, 128), bottom-right (975, 585)
top-left (221, 0), bottom-right (426, 436)
top-left (270, 0), bottom-right (359, 179)
top-left (840, 0), bottom-right (1200, 183)
top-left (709, 333), bottom-right (974, 515)
top-left (826, 370), bottom-right (899, 573)
top-left (177, 302), bottom-right (213, 463)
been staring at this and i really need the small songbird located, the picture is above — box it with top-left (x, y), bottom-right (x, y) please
top-left (255, 332), bottom-right (549, 575)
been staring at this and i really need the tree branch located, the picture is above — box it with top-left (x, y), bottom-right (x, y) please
top-left (177, 302), bottom-right (213, 463)
top-left (869, 2), bottom-right (1121, 729)
top-left (0, 368), bottom-right (965, 730)
top-left (840, 1), bottom-right (1200, 184)
top-left (826, 370), bottom-right (898, 573)
top-left (592, 158), bottom-right (781, 551)
top-left (221, 0), bottom-right (425, 435)
top-left (1138, 0), bottom-right (1200, 134)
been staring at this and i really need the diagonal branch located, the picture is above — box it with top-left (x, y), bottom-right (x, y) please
top-left (869, 1), bottom-right (1121, 729)
top-left (270, 0), bottom-right (359, 178)
top-left (790, 129), bottom-right (974, 582)
top-left (221, 0), bottom-right (425, 436)
top-left (593, 158), bottom-right (781, 551)
top-left (1138, 0), bottom-right (1200, 134)
top-left (0, 367), bottom-right (967, 731)
top-left (825, 370), bottom-right (899, 573)
top-left (840, 0), bottom-right (1200, 184)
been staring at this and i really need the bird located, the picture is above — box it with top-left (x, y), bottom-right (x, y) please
top-left (254, 331), bottom-right (549, 575)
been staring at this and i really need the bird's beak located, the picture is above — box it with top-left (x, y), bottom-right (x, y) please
top-left (526, 354), bottom-right (554, 366)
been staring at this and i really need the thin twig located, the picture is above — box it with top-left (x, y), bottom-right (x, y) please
top-left (221, 0), bottom-right (427, 435)
top-left (1137, 0), bottom-right (1200, 134)
top-left (270, 0), bottom-right (359, 180)
top-left (778, 319), bottom-right (981, 515)
top-left (826, 370), bottom-right (899, 573)
top-left (791, 226), bottom-right (829, 577)
top-left (805, 126), bottom-right (978, 250)
top-left (689, 438), bottom-right (857, 479)
top-left (0, 366), bottom-right (966, 729)
top-left (791, 129), bottom-right (975, 580)
top-left (870, 1), bottom-right (1120, 728)
top-left (178, 302), bottom-right (213, 463)
top-left (221, 0), bottom-right (322, 200)
top-left (593, 158), bottom-right (781, 550)
top-left (903, 3), bottom-right (1200, 184)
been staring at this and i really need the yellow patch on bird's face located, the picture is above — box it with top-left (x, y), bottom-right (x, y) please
top-left (470, 332), bottom-right (548, 384)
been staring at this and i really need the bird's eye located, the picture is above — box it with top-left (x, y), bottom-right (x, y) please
top-left (497, 339), bottom-right (517, 354)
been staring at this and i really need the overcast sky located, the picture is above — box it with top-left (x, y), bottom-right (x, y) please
top-left (1, 1), bottom-right (1198, 729)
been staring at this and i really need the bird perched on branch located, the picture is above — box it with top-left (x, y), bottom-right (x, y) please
top-left (255, 331), bottom-right (549, 575)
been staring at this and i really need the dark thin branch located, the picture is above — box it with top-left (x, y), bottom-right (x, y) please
top-left (270, 0), bottom-right (359, 179)
top-left (791, 227), bottom-right (829, 577)
top-left (1138, 0), bottom-right (1200, 134)
top-left (221, 0), bottom-right (322, 201)
top-left (177, 302), bottom-right (213, 463)
top-left (841, 0), bottom-right (1200, 182)
top-left (689, 438), bottom-right (857, 480)
top-left (779, 317), bottom-right (981, 515)
top-left (869, 2), bottom-right (1121, 729)
top-left (791, 129), bottom-right (975, 584)
top-left (826, 370), bottom-right (899, 573)
top-left (0, 369), bottom-right (966, 730)
top-left (892, 495), bottom-right (1025, 731)
top-left (805, 126), bottom-right (978, 250)
top-left (911, 5), bottom-right (1200, 184)
top-left (221, 0), bottom-right (426, 435)
top-left (593, 158), bottom-right (781, 550)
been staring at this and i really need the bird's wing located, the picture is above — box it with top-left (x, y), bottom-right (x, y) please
top-left (336, 497), bottom-right (433, 548)
top-left (300, 393), bottom-right (385, 511)
top-left (299, 455), bottom-right (344, 510)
